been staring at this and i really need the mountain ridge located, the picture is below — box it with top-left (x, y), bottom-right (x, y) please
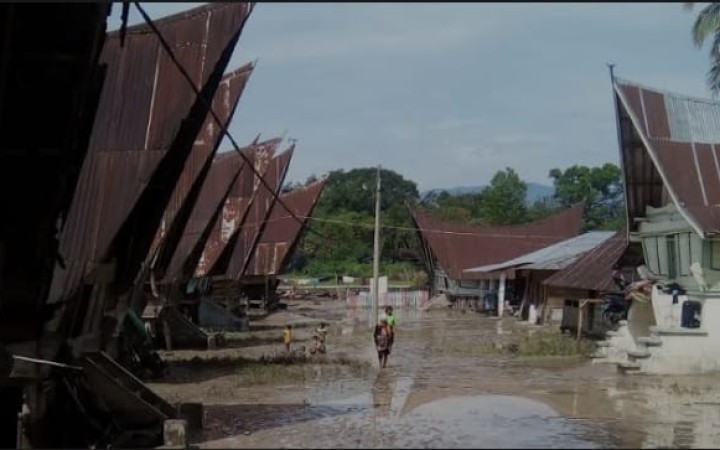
top-left (421, 182), bottom-right (555, 204)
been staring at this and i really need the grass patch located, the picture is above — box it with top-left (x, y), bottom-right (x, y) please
top-left (233, 357), bottom-right (371, 386)
top-left (443, 328), bottom-right (597, 358)
top-left (162, 352), bottom-right (372, 386)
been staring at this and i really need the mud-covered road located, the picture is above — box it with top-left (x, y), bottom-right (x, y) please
top-left (148, 301), bottom-right (720, 448)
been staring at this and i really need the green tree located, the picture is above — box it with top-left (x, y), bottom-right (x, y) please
top-left (478, 167), bottom-right (528, 225)
top-left (686, 3), bottom-right (720, 95)
top-left (548, 163), bottom-right (624, 230)
top-left (294, 167), bottom-right (421, 275)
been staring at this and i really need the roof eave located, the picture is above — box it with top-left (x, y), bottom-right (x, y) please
top-left (613, 80), bottom-right (707, 239)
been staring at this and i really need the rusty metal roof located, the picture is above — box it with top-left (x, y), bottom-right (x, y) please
top-left (162, 144), bottom-right (271, 284)
top-left (543, 231), bottom-right (627, 292)
top-left (49, 2), bottom-right (251, 304)
top-left (195, 138), bottom-right (282, 277)
top-left (150, 62), bottom-right (254, 279)
top-left (0, 4), bottom-right (110, 342)
top-left (411, 204), bottom-right (585, 280)
top-left (224, 146), bottom-right (295, 279)
top-left (246, 179), bottom-right (327, 276)
top-left (614, 78), bottom-right (720, 236)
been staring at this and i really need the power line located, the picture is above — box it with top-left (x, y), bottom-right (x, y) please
top-left (133, 1), bottom-right (313, 235)
top-left (248, 212), bottom-right (582, 242)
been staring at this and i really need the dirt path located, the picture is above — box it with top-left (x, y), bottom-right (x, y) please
top-left (147, 302), bottom-right (720, 448)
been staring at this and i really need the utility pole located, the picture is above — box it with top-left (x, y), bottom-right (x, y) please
top-left (371, 165), bottom-right (382, 326)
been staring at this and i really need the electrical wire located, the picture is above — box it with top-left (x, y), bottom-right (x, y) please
top-left (133, 1), bottom-right (314, 235)
top-left (233, 210), bottom-right (581, 242)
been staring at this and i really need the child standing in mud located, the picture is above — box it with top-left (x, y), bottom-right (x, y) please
top-left (283, 325), bottom-right (294, 352)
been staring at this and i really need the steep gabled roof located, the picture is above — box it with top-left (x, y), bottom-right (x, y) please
top-left (245, 179), bottom-right (327, 276)
top-left (614, 77), bottom-right (720, 236)
top-left (49, 2), bottom-right (252, 303)
top-left (411, 204), bottom-right (584, 280)
top-left (150, 62), bottom-right (255, 279)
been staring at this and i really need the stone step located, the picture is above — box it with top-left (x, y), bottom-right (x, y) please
top-left (637, 336), bottom-right (663, 347)
top-left (596, 340), bottom-right (612, 347)
top-left (617, 361), bottom-right (641, 373)
top-left (606, 330), bottom-right (622, 338)
top-left (589, 353), bottom-right (607, 359)
top-left (618, 320), bottom-right (628, 327)
top-left (627, 349), bottom-right (651, 359)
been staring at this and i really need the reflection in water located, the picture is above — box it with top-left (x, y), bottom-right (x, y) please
top-left (372, 370), bottom-right (397, 416)
top-left (397, 394), bottom-right (608, 449)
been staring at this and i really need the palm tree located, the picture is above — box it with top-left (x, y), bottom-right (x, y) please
top-left (686, 2), bottom-right (720, 95)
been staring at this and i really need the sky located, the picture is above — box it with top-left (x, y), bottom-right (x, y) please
top-left (109, 2), bottom-right (712, 192)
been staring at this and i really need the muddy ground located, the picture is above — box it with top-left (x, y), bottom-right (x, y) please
top-left (147, 299), bottom-right (720, 448)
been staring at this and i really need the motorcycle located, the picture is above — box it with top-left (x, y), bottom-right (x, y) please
top-left (600, 292), bottom-right (628, 329)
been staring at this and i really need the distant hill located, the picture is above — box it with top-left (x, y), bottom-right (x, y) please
top-left (421, 182), bottom-right (555, 205)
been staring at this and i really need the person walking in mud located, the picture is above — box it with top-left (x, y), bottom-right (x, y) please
top-left (374, 318), bottom-right (391, 368)
top-left (381, 306), bottom-right (396, 353)
top-left (283, 324), bottom-right (294, 353)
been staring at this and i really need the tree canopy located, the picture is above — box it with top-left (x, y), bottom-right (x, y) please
top-left (549, 163), bottom-right (624, 231)
top-left (478, 167), bottom-right (528, 225)
top-left (686, 2), bottom-right (720, 95)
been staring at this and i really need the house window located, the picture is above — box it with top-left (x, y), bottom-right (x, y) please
top-left (712, 241), bottom-right (720, 270)
top-left (666, 235), bottom-right (677, 279)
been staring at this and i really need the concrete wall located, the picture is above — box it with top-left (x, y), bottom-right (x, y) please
top-left (626, 298), bottom-right (655, 344)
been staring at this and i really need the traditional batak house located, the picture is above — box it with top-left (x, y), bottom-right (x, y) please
top-left (610, 74), bottom-right (720, 374)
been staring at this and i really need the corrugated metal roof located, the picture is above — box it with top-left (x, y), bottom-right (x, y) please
top-left (411, 204), bottom-right (585, 280)
top-left (48, 2), bottom-right (251, 304)
top-left (150, 62), bottom-right (254, 278)
top-left (226, 146), bottom-right (295, 279)
top-left (162, 146), bottom-right (249, 283)
top-left (194, 138), bottom-right (282, 277)
top-left (0, 3), bottom-right (110, 341)
top-left (543, 231), bottom-right (628, 292)
top-left (614, 77), bottom-right (720, 236)
top-left (464, 231), bottom-right (615, 274)
top-left (246, 179), bottom-right (327, 276)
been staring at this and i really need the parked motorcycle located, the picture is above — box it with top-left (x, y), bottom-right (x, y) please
top-left (600, 292), bottom-right (628, 329)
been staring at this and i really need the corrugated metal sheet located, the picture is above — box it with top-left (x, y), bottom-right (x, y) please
top-left (224, 146), bottom-right (294, 279)
top-left (614, 78), bottom-right (720, 235)
top-left (163, 150), bottom-right (245, 283)
top-left (543, 231), bottom-right (627, 292)
top-left (0, 4), bottom-right (110, 341)
top-left (149, 62), bottom-right (254, 277)
top-left (465, 231), bottom-right (615, 273)
top-left (411, 204), bottom-right (585, 280)
top-left (195, 138), bottom-right (282, 277)
top-left (246, 179), bottom-right (327, 276)
top-left (49, 3), bottom-right (251, 304)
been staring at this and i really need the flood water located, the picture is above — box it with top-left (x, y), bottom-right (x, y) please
top-left (188, 306), bottom-right (720, 449)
